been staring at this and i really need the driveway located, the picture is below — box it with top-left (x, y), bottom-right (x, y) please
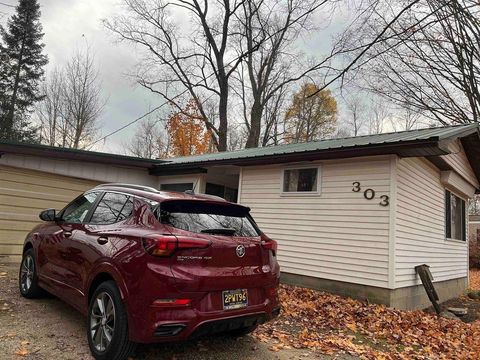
top-left (0, 260), bottom-right (343, 360)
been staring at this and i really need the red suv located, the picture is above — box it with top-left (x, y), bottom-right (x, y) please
top-left (19, 184), bottom-right (280, 360)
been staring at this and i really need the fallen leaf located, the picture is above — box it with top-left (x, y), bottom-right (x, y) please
top-left (14, 348), bottom-right (29, 357)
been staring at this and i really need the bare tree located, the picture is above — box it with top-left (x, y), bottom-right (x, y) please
top-left (126, 117), bottom-right (169, 158)
top-left (390, 106), bottom-right (422, 131)
top-left (334, 125), bottom-right (353, 138)
top-left (62, 51), bottom-right (104, 149)
top-left (227, 123), bottom-right (247, 151)
top-left (105, 0), bottom-right (345, 151)
top-left (37, 68), bottom-right (64, 146)
top-left (345, 95), bottom-right (367, 136)
top-left (106, 0), bottom-right (433, 150)
top-left (36, 50), bottom-right (104, 149)
top-left (343, 0), bottom-right (480, 125)
top-left (261, 84), bottom-right (288, 146)
top-left (368, 98), bottom-right (390, 134)
top-left (236, 0), bottom-right (328, 148)
top-left (105, 0), bottom-right (250, 152)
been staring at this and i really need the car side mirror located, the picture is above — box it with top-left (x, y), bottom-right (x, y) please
top-left (39, 209), bottom-right (57, 222)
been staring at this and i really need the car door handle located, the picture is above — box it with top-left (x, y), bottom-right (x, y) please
top-left (63, 231), bottom-right (72, 238)
top-left (97, 237), bottom-right (108, 245)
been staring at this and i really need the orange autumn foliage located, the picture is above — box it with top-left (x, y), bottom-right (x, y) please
top-left (166, 100), bottom-right (211, 157)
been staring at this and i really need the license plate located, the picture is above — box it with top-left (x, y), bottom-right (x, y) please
top-left (222, 289), bottom-right (248, 310)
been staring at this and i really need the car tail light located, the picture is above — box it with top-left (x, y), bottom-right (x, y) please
top-left (266, 286), bottom-right (278, 298)
top-left (261, 234), bottom-right (278, 255)
top-left (142, 234), bottom-right (211, 257)
top-left (153, 298), bottom-right (191, 307)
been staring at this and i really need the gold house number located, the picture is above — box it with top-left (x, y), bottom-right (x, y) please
top-left (352, 182), bottom-right (389, 207)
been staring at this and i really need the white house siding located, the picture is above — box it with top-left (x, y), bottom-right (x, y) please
top-left (239, 156), bottom-right (392, 288)
top-left (0, 154), bottom-right (155, 186)
top-left (441, 140), bottom-right (479, 188)
top-left (395, 157), bottom-right (468, 288)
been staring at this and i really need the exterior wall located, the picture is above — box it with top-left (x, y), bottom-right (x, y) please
top-left (157, 174), bottom-right (205, 192)
top-left (0, 165), bottom-right (101, 256)
top-left (239, 156), bottom-right (393, 289)
top-left (390, 277), bottom-right (468, 310)
top-left (441, 140), bottom-right (479, 188)
top-left (156, 168), bottom-right (239, 198)
top-left (395, 157), bottom-right (469, 289)
top-left (0, 154), bottom-right (155, 186)
top-left (281, 271), bottom-right (467, 310)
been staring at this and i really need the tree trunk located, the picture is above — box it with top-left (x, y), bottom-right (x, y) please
top-left (245, 100), bottom-right (263, 148)
top-left (217, 83), bottom-right (228, 152)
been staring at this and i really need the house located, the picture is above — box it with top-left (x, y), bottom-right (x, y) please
top-left (1, 123), bottom-right (480, 309)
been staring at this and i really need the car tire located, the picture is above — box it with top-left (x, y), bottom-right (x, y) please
top-left (87, 281), bottom-right (136, 360)
top-left (229, 324), bottom-right (258, 337)
top-left (19, 249), bottom-right (44, 298)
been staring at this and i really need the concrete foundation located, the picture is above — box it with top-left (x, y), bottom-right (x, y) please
top-left (281, 272), bottom-right (467, 310)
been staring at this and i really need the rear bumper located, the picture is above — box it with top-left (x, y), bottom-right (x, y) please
top-left (155, 310), bottom-right (278, 340)
top-left (125, 255), bottom-right (280, 343)
top-left (129, 299), bottom-right (280, 343)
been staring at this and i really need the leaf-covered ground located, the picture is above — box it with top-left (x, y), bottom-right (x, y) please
top-left (254, 283), bottom-right (480, 359)
top-left (470, 269), bottom-right (480, 290)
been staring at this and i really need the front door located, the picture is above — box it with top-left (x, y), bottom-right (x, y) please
top-left (59, 192), bottom-right (134, 310)
top-left (37, 191), bottom-right (100, 304)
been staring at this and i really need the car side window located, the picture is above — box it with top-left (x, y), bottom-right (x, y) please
top-left (89, 192), bottom-right (132, 225)
top-left (61, 192), bottom-right (99, 224)
top-left (117, 197), bottom-right (134, 222)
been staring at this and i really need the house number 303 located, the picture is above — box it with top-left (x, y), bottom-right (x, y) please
top-left (352, 182), bottom-right (389, 207)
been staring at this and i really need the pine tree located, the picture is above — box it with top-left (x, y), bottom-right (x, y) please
top-left (0, 0), bottom-right (47, 142)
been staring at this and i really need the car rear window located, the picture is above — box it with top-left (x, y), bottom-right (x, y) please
top-left (158, 200), bottom-right (259, 237)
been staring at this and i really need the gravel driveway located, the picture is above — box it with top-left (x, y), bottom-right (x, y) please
top-left (0, 260), bottom-right (343, 360)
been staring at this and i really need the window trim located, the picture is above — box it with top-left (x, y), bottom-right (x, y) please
top-left (280, 165), bottom-right (322, 197)
top-left (445, 188), bottom-right (467, 242)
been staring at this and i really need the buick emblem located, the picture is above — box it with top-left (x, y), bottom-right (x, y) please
top-left (236, 245), bottom-right (246, 258)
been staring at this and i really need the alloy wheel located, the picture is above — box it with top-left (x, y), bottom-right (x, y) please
top-left (20, 255), bottom-right (34, 293)
top-left (90, 292), bottom-right (116, 352)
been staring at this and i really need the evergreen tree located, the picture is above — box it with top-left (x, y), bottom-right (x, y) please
top-left (0, 0), bottom-right (47, 142)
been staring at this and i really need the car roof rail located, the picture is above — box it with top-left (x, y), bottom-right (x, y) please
top-left (184, 189), bottom-right (226, 202)
top-left (95, 183), bottom-right (160, 193)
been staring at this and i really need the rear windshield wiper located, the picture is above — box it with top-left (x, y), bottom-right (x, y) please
top-left (200, 228), bottom-right (236, 235)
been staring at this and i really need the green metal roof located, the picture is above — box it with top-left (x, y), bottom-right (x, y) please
top-left (160, 123), bottom-right (479, 166)
top-left (1, 123), bottom-right (478, 170)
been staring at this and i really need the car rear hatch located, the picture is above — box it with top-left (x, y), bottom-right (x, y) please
top-left (155, 199), bottom-right (277, 293)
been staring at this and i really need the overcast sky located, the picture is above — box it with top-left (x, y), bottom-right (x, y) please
top-left (0, 0), bottom-right (350, 154)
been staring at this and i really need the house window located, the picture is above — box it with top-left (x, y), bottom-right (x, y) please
top-left (445, 190), bottom-right (466, 241)
top-left (282, 167), bottom-right (320, 193)
top-left (160, 183), bottom-right (193, 192)
top-left (205, 182), bottom-right (238, 203)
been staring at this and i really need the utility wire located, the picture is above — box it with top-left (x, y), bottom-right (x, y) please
top-left (90, 102), bottom-right (171, 147)
top-left (0, 2), bottom-right (15, 8)
top-left (90, 1), bottom-right (330, 146)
